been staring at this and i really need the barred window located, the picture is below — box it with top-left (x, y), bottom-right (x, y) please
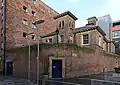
top-left (83, 34), bottom-right (89, 44)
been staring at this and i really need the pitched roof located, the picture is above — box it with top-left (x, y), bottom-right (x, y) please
top-left (74, 25), bottom-right (106, 36)
top-left (54, 11), bottom-right (78, 20)
top-left (40, 1), bottom-right (59, 14)
top-left (40, 31), bottom-right (56, 38)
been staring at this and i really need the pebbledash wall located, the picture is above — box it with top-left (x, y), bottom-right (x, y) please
top-left (8, 44), bottom-right (120, 79)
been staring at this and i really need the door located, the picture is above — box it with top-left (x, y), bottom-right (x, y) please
top-left (52, 60), bottom-right (62, 78)
top-left (6, 61), bottom-right (13, 76)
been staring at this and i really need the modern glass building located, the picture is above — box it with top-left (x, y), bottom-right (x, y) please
top-left (97, 15), bottom-right (113, 39)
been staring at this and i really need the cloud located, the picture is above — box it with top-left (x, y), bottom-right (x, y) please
top-left (75, 20), bottom-right (87, 28)
top-left (98, 0), bottom-right (120, 21)
top-left (67, 0), bottom-right (80, 3)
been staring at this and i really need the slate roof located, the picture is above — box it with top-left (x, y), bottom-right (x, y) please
top-left (54, 11), bottom-right (78, 20)
top-left (74, 25), bottom-right (106, 36)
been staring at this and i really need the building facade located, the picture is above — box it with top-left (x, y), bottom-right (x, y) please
top-left (41, 16), bottom-right (115, 53)
top-left (41, 11), bottom-right (78, 43)
top-left (0, 0), bottom-right (58, 50)
top-left (110, 20), bottom-right (120, 54)
top-left (97, 15), bottom-right (113, 39)
top-left (0, 0), bottom-right (116, 54)
top-left (74, 17), bottom-right (115, 53)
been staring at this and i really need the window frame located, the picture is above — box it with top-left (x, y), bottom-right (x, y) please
top-left (23, 32), bottom-right (27, 38)
top-left (32, 0), bottom-right (36, 4)
top-left (22, 19), bottom-right (28, 25)
top-left (23, 6), bottom-right (28, 12)
top-left (72, 22), bottom-right (74, 28)
top-left (49, 38), bottom-right (52, 43)
top-left (62, 21), bottom-right (64, 28)
top-left (46, 39), bottom-right (48, 42)
top-left (31, 23), bottom-right (36, 28)
top-left (59, 21), bottom-right (61, 28)
top-left (69, 21), bottom-right (71, 27)
top-left (32, 11), bottom-right (36, 16)
top-left (112, 31), bottom-right (120, 38)
top-left (82, 34), bottom-right (89, 45)
top-left (31, 34), bottom-right (36, 40)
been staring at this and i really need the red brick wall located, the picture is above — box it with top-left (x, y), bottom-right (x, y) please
top-left (4, 0), bottom-right (58, 49)
top-left (11, 44), bottom-right (120, 78)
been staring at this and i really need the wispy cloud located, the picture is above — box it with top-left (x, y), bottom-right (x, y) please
top-left (67, 0), bottom-right (80, 3)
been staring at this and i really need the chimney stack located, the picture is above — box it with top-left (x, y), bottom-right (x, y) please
top-left (86, 16), bottom-right (98, 25)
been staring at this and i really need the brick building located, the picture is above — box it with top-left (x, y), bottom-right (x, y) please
top-left (0, 0), bottom-right (118, 79)
top-left (41, 11), bottom-right (78, 43)
top-left (0, 0), bottom-right (58, 50)
top-left (74, 17), bottom-right (115, 53)
top-left (42, 16), bottom-right (115, 53)
top-left (0, 0), bottom-right (115, 54)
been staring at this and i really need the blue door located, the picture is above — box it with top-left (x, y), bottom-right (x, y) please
top-left (6, 61), bottom-right (13, 76)
top-left (52, 60), bottom-right (62, 78)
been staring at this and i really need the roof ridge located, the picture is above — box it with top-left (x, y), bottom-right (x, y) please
top-left (40, 0), bottom-right (59, 14)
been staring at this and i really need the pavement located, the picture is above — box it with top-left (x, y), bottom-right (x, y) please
top-left (0, 76), bottom-right (35, 85)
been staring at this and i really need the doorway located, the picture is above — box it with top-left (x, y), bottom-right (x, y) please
top-left (49, 57), bottom-right (65, 78)
top-left (52, 60), bottom-right (62, 78)
top-left (6, 61), bottom-right (13, 76)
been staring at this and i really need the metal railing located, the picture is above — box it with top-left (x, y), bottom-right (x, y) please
top-left (39, 79), bottom-right (83, 85)
top-left (91, 78), bottom-right (120, 85)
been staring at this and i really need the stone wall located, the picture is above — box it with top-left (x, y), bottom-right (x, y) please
top-left (9, 44), bottom-right (120, 78)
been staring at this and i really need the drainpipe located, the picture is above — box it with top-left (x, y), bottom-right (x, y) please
top-left (56, 29), bottom-right (59, 44)
top-left (2, 0), bottom-right (7, 76)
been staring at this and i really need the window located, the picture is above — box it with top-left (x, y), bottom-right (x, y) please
top-left (98, 36), bottom-right (102, 46)
top-left (23, 6), bottom-right (28, 12)
top-left (83, 34), bottom-right (89, 44)
top-left (23, 32), bottom-right (27, 38)
top-left (59, 22), bottom-right (61, 28)
top-left (69, 21), bottom-right (71, 27)
top-left (60, 35), bottom-right (64, 43)
top-left (49, 38), bottom-right (52, 43)
top-left (72, 22), bottom-right (74, 28)
top-left (62, 21), bottom-right (64, 28)
top-left (112, 31), bottom-right (120, 38)
top-left (46, 39), bottom-right (48, 42)
top-left (32, 0), bottom-right (36, 4)
top-left (22, 19), bottom-right (28, 25)
top-left (32, 23), bottom-right (36, 28)
top-left (32, 35), bottom-right (36, 40)
top-left (115, 32), bottom-right (118, 36)
top-left (103, 42), bottom-right (106, 51)
top-left (32, 11), bottom-right (36, 16)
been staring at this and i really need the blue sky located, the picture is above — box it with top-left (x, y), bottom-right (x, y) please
top-left (42, 0), bottom-right (120, 27)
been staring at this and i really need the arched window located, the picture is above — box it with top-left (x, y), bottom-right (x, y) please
top-left (72, 22), bottom-right (74, 28)
top-left (62, 21), bottom-right (64, 27)
top-left (59, 22), bottom-right (61, 28)
top-left (69, 21), bottom-right (71, 27)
